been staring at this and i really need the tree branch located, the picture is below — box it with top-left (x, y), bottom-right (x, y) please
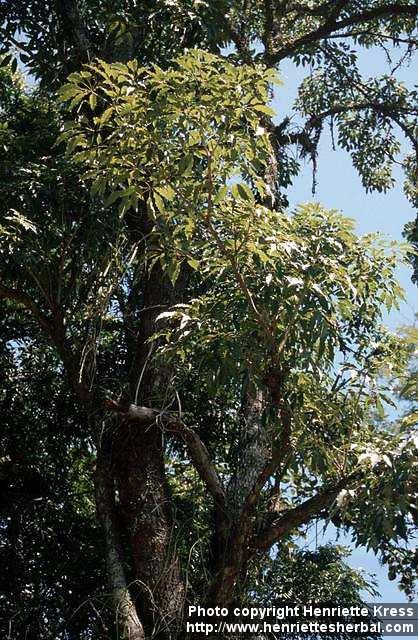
top-left (273, 98), bottom-right (418, 161)
top-left (106, 400), bottom-right (226, 504)
top-left (324, 29), bottom-right (418, 46)
top-left (238, 404), bottom-right (292, 521)
top-left (271, 4), bottom-right (418, 62)
top-left (262, 0), bottom-right (275, 59)
top-left (207, 378), bottom-right (293, 606)
top-left (252, 472), bottom-right (360, 551)
top-left (215, 7), bottom-right (251, 61)
top-left (0, 283), bottom-right (54, 333)
top-left (312, 45), bottom-right (418, 155)
top-left (0, 283), bottom-right (90, 402)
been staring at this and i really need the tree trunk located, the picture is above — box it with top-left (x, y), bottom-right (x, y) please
top-left (95, 450), bottom-right (145, 640)
top-left (206, 381), bottom-right (268, 607)
top-left (113, 254), bottom-right (188, 637)
top-left (112, 419), bottom-right (184, 636)
top-left (226, 383), bottom-right (267, 516)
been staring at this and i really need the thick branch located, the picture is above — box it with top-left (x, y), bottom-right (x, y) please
top-left (331, 4), bottom-right (418, 32)
top-left (273, 99), bottom-right (418, 160)
top-left (54, 0), bottom-right (91, 60)
top-left (253, 472), bottom-right (360, 551)
top-left (324, 29), bottom-right (418, 46)
top-left (208, 380), bottom-right (292, 606)
top-left (215, 7), bottom-right (251, 60)
top-left (314, 45), bottom-right (418, 155)
top-left (107, 400), bottom-right (226, 504)
top-left (271, 4), bottom-right (418, 62)
top-left (262, 0), bottom-right (275, 58)
top-left (238, 404), bottom-right (292, 521)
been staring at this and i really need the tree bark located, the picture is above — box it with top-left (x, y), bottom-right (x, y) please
top-left (226, 383), bottom-right (267, 516)
top-left (95, 449), bottom-right (145, 640)
top-left (112, 250), bottom-right (188, 636)
top-left (205, 382), bottom-right (268, 607)
top-left (112, 418), bottom-right (184, 635)
top-left (54, 0), bottom-right (91, 62)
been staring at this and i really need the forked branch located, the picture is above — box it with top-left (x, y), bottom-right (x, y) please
top-left (106, 400), bottom-right (226, 504)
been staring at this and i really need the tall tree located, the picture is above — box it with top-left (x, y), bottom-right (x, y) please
top-left (0, 2), bottom-right (417, 639)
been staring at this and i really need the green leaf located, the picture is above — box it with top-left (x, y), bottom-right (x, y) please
top-left (187, 257), bottom-right (200, 270)
top-left (89, 93), bottom-right (97, 110)
top-left (103, 190), bottom-right (122, 208)
top-left (253, 103), bottom-right (275, 116)
top-left (184, 218), bottom-right (195, 239)
top-left (155, 185), bottom-right (175, 201)
top-left (188, 130), bottom-right (201, 146)
top-left (167, 260), bottom-right (181, 285)
top-left (58, 84), bottom-right (83, 101)
top-left (153, 192), bottom-right (165, 214)
top-left (100, 107), bottom-right (114, 124)
top-left (0, 54), bottom-right (13, 67)
top-left (66, 134), bottom-right (87, 154)
top-left (402, 411), bottom-right (418, 426)
top-left (231, 182), bottom-right (254, 202)
top-left (213, 185), bottom-right (228, 204)
top-left (376, 397), bottom-right (385, 420)
top-left (178, 155), bottom-right (194, 174)
top-left (236, 182), bottom-right (254, 202)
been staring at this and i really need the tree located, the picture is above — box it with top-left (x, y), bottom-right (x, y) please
top-left (0, 3), bottom-right (417, 639)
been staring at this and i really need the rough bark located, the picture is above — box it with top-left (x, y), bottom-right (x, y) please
top-left (112, 246), bottom-right (188, 636)
top-left (112, 417), bottom-right (184, 636)
top-left (203, 384), bottom-right (265, 607)
top-left (53, 0), bottom-right (91, 62)
top-left (118, 403), bottom-right (226, 504)
top-left (207, 365), bottom-right (293, 607)
top-left (95, 452), bottom-right (145, 640)
top-left (106, 400), bottom-right (231, 612)
top-left (226, 384), bottom-right (267, 516)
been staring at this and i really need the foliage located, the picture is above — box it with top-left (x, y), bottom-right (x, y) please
top-left (60, 46), bottom-right (417, 600)
top-left (255, 544), bottom-right (379, 603)
top-left (0, 326), bottom-right (107, 640)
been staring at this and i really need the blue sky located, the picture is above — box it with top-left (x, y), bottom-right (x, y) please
top-left (273, 47), bottom-right (417, 609)
top-left (275, 48), bottom-right (417, 331)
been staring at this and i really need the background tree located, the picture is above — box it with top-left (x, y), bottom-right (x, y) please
top-left (0, 2), bottom-right (417, 639)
